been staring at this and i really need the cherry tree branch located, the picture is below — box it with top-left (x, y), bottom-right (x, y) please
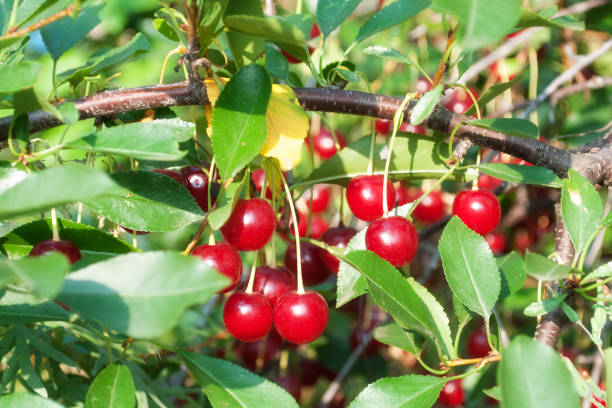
top-left (0, 4), bottom-right (77, 40)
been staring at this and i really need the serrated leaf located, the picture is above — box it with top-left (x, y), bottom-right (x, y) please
top-left (84, 170), bottom-right (204, 232)
top-left (336, 229), bottom-right (368, 307)
top-left (212, 64), bottom-right (271, 180)
top-left (373, 322), bottom-right (424, 355)
top-left (497, 252), bottom-right (526, 299)
top-left (316, 0), bottom-right (361, 37)
top-left (355, 0), bottom-right (431, 42)
top-left (439, 217), bottom-right (500, 318)
top-left (56, 251), bottom-right (229, 338)
top-left (208, 175), bottom-right (247, 230)
top-left (0, 393), bottom-right (65, 407)
top-left (348, 374), bottom-right (446, 408)
top-left (470, 118), bottom-right (538, 139)
top-left (0, 291), bottom-right (69, 324)
top-left (362, 46), bottom-right (421, 68)
top-left (410, 85), bottom-right (443, 125)
top-left (86, 364), bottom-right (135, 408)
top-left (478, 164), bottom-right (562, 188)
top-left (346, 250), bottom-right (455, 359)
top-left (178, 351), bottom-right (299, 408)
top-left (0, 254), bottom-right (67, 300)
top-left (524, 295), bottom-right (567, 316)
top-left (524, 250), bottom-right (573, 281)
top-left (464, 77), bottom-right (521, 116)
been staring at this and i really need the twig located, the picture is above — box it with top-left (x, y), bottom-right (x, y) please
top-left (0, 4), bottom-right (77, 40)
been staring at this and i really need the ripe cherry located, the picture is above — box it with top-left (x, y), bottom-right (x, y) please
top-left (234, 328), bottom-right (283, 371)
top-left (302, 185), bottom-right (331, 213)
top-left (467, 327), bottom-right (491, 358)
top-left (282, 23), bottom-right (320, 64)
top-left (223, 292), bottom-right (273, 342)
top-left (273, 290), bottom-right (329, 344)
top-left (152, 168), bottom-right (185, 185)
top-left (396, 184), bottom-right (421, 206)
top-left (284, 242), bottom-right (330, 286)
top-left (192, 243), bottom-right (242, 293)
top-left (30, 239), bottom-right (82, 264)
top-left (399, 122), bottom-right (426, 134)
top-left (452, 189), bottom-right (501, 235)
top-left (346, 175), bottom-right (396, 221)
top-left (288, 211), bottom-right (328, 240)
top-left (310, 128), bottom-right (346, 160)
top-left (180, 166), bottom-right (217, 212)
top-left (319, 226), bottom-right (358, 274)
top-left (438, 379), bottom-right (465, 407)
top-left (485, 230), bottom-right (507, 255)
top-left (409, 190), bottom-right (446, 224)
top-left (513, 227), bottom-right (533, 253)
top-left (365, 216), bottom-right (418, 267)
top-left (251, 168), bottom-right (273, 199)
top-left (375, 119), bottom-right (391, 135)
top-left (221, 198), bottom-right (276, 251)
top-left (252, 266), bottom-right (295, 307)
top-left (444, 87), bottom-right (478, 114)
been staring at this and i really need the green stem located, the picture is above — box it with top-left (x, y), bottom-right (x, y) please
top-left (52, 59), bottom-right (58, 100)
top-left (579, 275), bottom-right (612, 292)
top-left (484, 319), bottom-right (498, 354)
top-left (415, 354), bottom-right (450, 376)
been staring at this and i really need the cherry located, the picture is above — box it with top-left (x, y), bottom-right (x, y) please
top-left (152, 168), bottom-right (185, 185)
top-left (408, 190), bottom-right (446, 224)
top-left (346, 175), bottom-right (396, 221)
top-left (399, 122), bottom-right (426, 134)
top-left (485, 230), bottom-right (507, 255)
top-left (319, 226), bottom-right (358, 274)
top-left (375, 119), bottom-right (392, 135)
top-left (286, 211), bottom-right (328, 240)
top-left (274, 375), bottom-right (301, 402)
top-left (234, 328), bottom-right (283, 371)
top-left (310, 128), bottom-right (346, 160)
top-left (30, 239), bottom-right (82, 264)
top-left (513, 227), bottom-right (533, 253)
top-left (180, 166), bottom-right (217, 212)
top-left (438, 379), bottom-right (465, 407)
top-left (452, 189), bottom-right (501, 235)
top-left (192, 243), bottom-right (242, 293)
top-left (221, 198), bottom-right (276, 251)
top-left (365, 216), bottom-right (418, 267)
top-left (273, 290), bottom-right (329, 344)
top-left (252, 266), bottom-right (295, 307)
top-left (444, 87), bottom-right (478, 114)
top-left (251, 168), bottom-right (273, 199)
top-left (302, 185), bottom-right (331, 213)
top-left (282, 24), bottom-right (320, 64)
top-left (467, 327), bottom-right (491, 358)
top-left (284, 242), bottom-right (330, 286)
top-left (223, 292), bottom-right (273, 342)
top-left (122, 227), bottom-right (149, 235)
top-left (396, 184), bottom-right (421, 206)
top-left (415, 77), bottom-right (432, 93)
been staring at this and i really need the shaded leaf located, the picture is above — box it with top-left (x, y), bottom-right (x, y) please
top-left (470, 118), bottom-right (538, 139)
top-left (0, 254), bottom-right (67, 300)
top-left (464, 77), bottom-right (521, 116)
top-left (0, 393), bottom-right (64, 407)
top-left (497, 252), bottom-right (526, 299)
top-left (410, 85), bottom-right (443, 126)
top-left (524, 295), bottom-right (567, 316)
top-left (0, 291), bottom-right (69, 324)
top-left (208, 175), bottom-right (247, 230)
top-left (517, 8), bottom-right (585, 30)
top-left (478, 164), bottom-right (562, 188)
top-left (373, 322), bottom-right (424, 355)
top-left (363, 46), bottom-right (421, 69)
top-left (524, 250), bottom-right (573, 281)
top-left (316, 0), bottom-right (361, 37)
top-left (0, 61), bottom-right (42, 96)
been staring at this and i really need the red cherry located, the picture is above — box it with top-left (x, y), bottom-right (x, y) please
top-left (152, 168), bottom-right (185, 185)
top-left (438, 379), bottom-right (465, 407)
top-left (396, 184), bottom-right (421, 206)
top-left (310, 23), bottom-right (321, 38)
top-left (192, 243), bottom-right (242, 293)
top-left (221, 198), bottom-right (276, 251)
top-left (234, 328), bottom-right (283, 371)
top-left (452, 189), bottom-right (501, 235)
top-left (180, 166), bottom-right (217, 212)
top-left (252, 266), bottom-right (295, 307)
top-left (478, 173), bottom-right (503, 191)
top-left (485, 230), bottom-right (507, 255)
top-left (467, 327), bottom-right (491, 358)
top-left (319, 226), bottom-right (358, 274)
top-left (284, 242), bottom-right (330, 286)
top-left (399, 122), bottom-right (426, 134)
top-left (223, 292), bottom-right (273, 342)
top-left (365, 216), bottom-right (419, 267)
top-left (346, 175), bottom-right (396, 221)
top-left (289, 211), bottom-right (328, 240)
top-left (302, 185), bottom-right (331, 213)
top-left (310, 128), bottom-right (346, 159)
top-left (444, 88), bottom-right (478, 114)
top-left (251, 168), bottom-right (273, 199)
top-left (282, 24), bottom-right (319, 64)
top-left (274, 375), bottom-right (301, 402)
top-left (415, 77), bottom-right (432, 93)
top-left (513, 227), bottom-right (533, 253)
top-left (30, 239), bottom-right (82, 264)
top-left (273, 290), bottom-right (329, 344)
top-left (412, 191), bottom-right (445, 224)
top-left (375, 119), bottom-right (392, 135)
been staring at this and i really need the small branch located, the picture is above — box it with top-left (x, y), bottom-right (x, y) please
top-left (0, 4), bottom-right (77, 40)
top-left (431, 27), bottom-right (456, 87)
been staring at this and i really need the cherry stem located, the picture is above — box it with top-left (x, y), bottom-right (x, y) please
top-left (245, 252), bottom-right (258, 294)
top-left (182, 213), bottom-right (211, 255)
top-left (76, 202), bottom-right (83, 223)
top-left (132, 232), bottom-right (138, 249)
top-left (50, 208), bottom-right (59, 241)
top-left (366, 123), bottom-right (376, 175)
top-left (406, 165), bottom-right (457, 219)
top-left (279, 348), bottom-right (289, 376)
top-left (473, 147), bottom-right (481, 190)
top-left (280, 170), bottom-right (305, 294)
top-left (207, 159), bottom-right (216, 211)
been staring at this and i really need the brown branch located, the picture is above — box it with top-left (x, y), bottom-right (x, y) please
top-left (432, 27), bottom-right (457, 88)
top-left (1, 4), bottom-right (77, 40)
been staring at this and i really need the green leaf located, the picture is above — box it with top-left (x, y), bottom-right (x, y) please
top-left (208, 175), bottom-right (247, 230)
top-left (57, 251), bottom-right (229, 338)
top-left (561, 302), bottom-right (580, 323)
top-left (373, 322), bottom-right (424, 355)
top-left (590, 290), bottom-right (607, 346)
top-left (439, 217), bottom-right (500, 318)
top-left (265, 42), bottom-right (289, 81)
top-left (24, 329), bottom-right (77, 367)
top-left (336, 229), bottom-right (368, 307)
top-left (0, 393), bottom-right (65, 408)
top-left (316, 0), bottom-right (361, 37)
top-left (346, 250), bottom-right (455, 359)
top-left (517, 8), bottom-right (584, 30)
top-left (198, 2), bottom-right (224, 47)
top-left (524, 250), bottom-right (573, 281)
top-left (484, 386), bottom-right (502, 402)
top-left (178, 351), bottom-right (299, 408)
top-left (15, 329), bottom-right (46, 396)
top-left (470, 118), bottom-right (538, 139)
top-left (86, 364), bottom-right (135, 408)
top-left (410, 85), bottom-right (443, 126)
top-left (524, 295), bottom-right (567, 316)
top-left (0, 254), bottom-right (67, 300)
top-left (582, 262), bottom-right (612, 283)
top-left (561, 169), bottom-right (604, 253)
top-left (40, 5), bottom-right (103, 61)
top-left (0, 164), bottom-right (118, 218)
top-left (433, 0), bottom-right (522, 50)
top-left (84, 170), bottom-right (204, 233)
top-left (0, 291), bottom-right (69, 324)
top-left (211, 64), bottom-right (271, 180)
top-left (498, 336), bottom-right (579, 408)
top-left (362, 46), bottom-right (421, 69)
top-left (464, 77), bottom-right (521, 116)
top-left (349, 375), bottom-right (445, 408)
top-left (300, 135), bottom-right (464, 187)
top-left (355, 0), bottom-right (431, 42)
top-left (224, 0), bottom-right (265, 67)
top-left (65, 119), bottom-right (194, 161)
top-left (497, 252), bottom-right (526, 299)
top-left (152, 18), bottom-right (179, 41)
top-left (478, 164), bottom-right (562, 188)
top-left (0, 61), bottom-right (42, 96)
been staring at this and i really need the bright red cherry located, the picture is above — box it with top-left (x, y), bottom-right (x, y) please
top-left (302, 185), bottom-right (331, 213)
top-left (252, 266), bottom-right (295, 307)
top-left (438, 379), bottom-right (465, 407)
top-left (282, 23), bottom-right (320, 64)
top-left (30, 239), bottom-right (82, 264)
top-left (319, 226), bottom-right (357, 274)
top-left (444, 87), bottom-right (478, 114)
top-left (365, 216), bottom-right (418, 267)
top-left (234, 328), bottom-right (283, 371)
top-left (310, 128), bottom-right (346, 160)
top-left (152, 168), bottom-right (185, 185)
top-left (274, 375), bottom-right (301, 402)
top-left (284, 242), bottom-right (330, 286)
top-left (223, 292), bottom-right (273, 342)
top-left (452, 189), bottom-right (501, 235)
top-left (180, 166), bottom-right (217, 212)
top-left (467, 327), bottom-right (491, 358)
top-left (399, 122), bottom-right (426, 134)
top-left (346, 175), bottom-right (396, 221)
top-left (273, 290), bottom-right (329, 344)
top-left (396, 184), bottom-right (421, 206)
top-left (375, 119), bottom-right (392, 135)
top-left (485, 230), bottom-right (507, 255)
top-left (412, 191), bottom-right (445, 224)
top-left (221, 198), bottom-right (276, 251)
top-left (192, 243), bottom-right (242, 293)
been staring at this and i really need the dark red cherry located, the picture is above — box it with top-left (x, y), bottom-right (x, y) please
top-left (365, 216), bottom-right (418, 267)
top-left (412, 191), bottom-right (445, 224)
top-left (399, 122), bottom-right (426, 134)
top-left (284, 242), bottom-right (330, 286)
top-left (346, 175), bottom-right (396, 221)
top-left (221, 198), bottom-right (276, 251)
top-left (375, 119), bottom-right (392, 135)
top-left (273, 290), bottom-right (329, 344)
top-left (223, 292), bottom-right (273, 342)
top-left (180, 166), bottom-right (217, 212)
top-left (310, 128), bottom-right (346, 160)
top-left (452, 189), bottom-right (501, 235)
top-left (122, 227), bottom-right (149, 235)
top-left (252, 266), bottom-right (295, 307)
top-left (192, 243), bottom-right (242, 293)
top-left (302, 185), bottom-right (331, 213)
top-left (513, 227), bottom-right (533, 253)
top-left (319, 226), bottom-right (358, 274)
top-left (233, 328), bottom-right (283, 371)
top-left (274, 375), bottom-right (301, 402)
top-left (485, 230), bottom-right (507, 255)
top-left (30, 239), bottom-right (82, 264)
top-left (152, 168), bottom-right (185, 185)
top-left (438, 379), bottom-right (465, 407)
top-left (467, 327), bottom-right (491, 358)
